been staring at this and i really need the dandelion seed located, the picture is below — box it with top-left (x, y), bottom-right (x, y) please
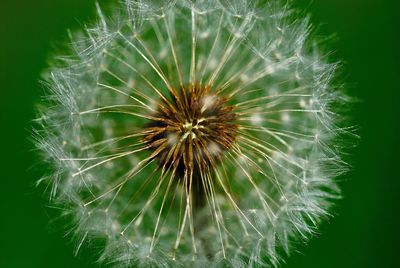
top-left (35, 0), bottom-right (353, 267)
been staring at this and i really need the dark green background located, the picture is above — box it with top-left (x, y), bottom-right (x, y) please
top-left (0, 0), bottom-right (398, 267)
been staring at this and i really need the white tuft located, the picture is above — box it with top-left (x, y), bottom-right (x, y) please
top-left (34, 0), bottom-right (353, 267)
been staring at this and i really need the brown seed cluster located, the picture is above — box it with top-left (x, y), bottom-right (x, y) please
top-left (143, 85), bottom-right (238, 184)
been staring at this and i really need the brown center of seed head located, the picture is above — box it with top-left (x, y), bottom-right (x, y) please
top-left (143, 85), bottom-right (238, 182)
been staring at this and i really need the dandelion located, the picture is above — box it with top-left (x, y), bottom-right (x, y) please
top-left (35, 0), bottom-right (352, 267)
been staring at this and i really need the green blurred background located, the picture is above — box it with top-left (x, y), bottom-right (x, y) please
top-left (0, 0), bottom-right (398, 267)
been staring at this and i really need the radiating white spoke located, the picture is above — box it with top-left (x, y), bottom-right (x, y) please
top-left (73, 146), bottom-right (150, 178)
top-left (200, 12), bottom-right (224, 85)
top-left (227, 149), bottom-right (276, 223)
top-left (163, 13), bottom-right (184, 88)
top-left (83, 155), bottom-right (156, 208)
top-left (118, 31), bottom-right (174, 91)
top-left (190, 7), bottom-right (197, 85)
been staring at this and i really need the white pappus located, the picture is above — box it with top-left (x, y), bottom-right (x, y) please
top-left (34, 0), bottom-right (353, 267)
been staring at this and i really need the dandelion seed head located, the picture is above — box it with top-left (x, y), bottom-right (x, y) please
top-left (35, 0), bottom-right (353, 267)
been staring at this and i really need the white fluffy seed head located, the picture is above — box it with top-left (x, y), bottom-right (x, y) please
top-left (34, 0), bottom-right (353, 267)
